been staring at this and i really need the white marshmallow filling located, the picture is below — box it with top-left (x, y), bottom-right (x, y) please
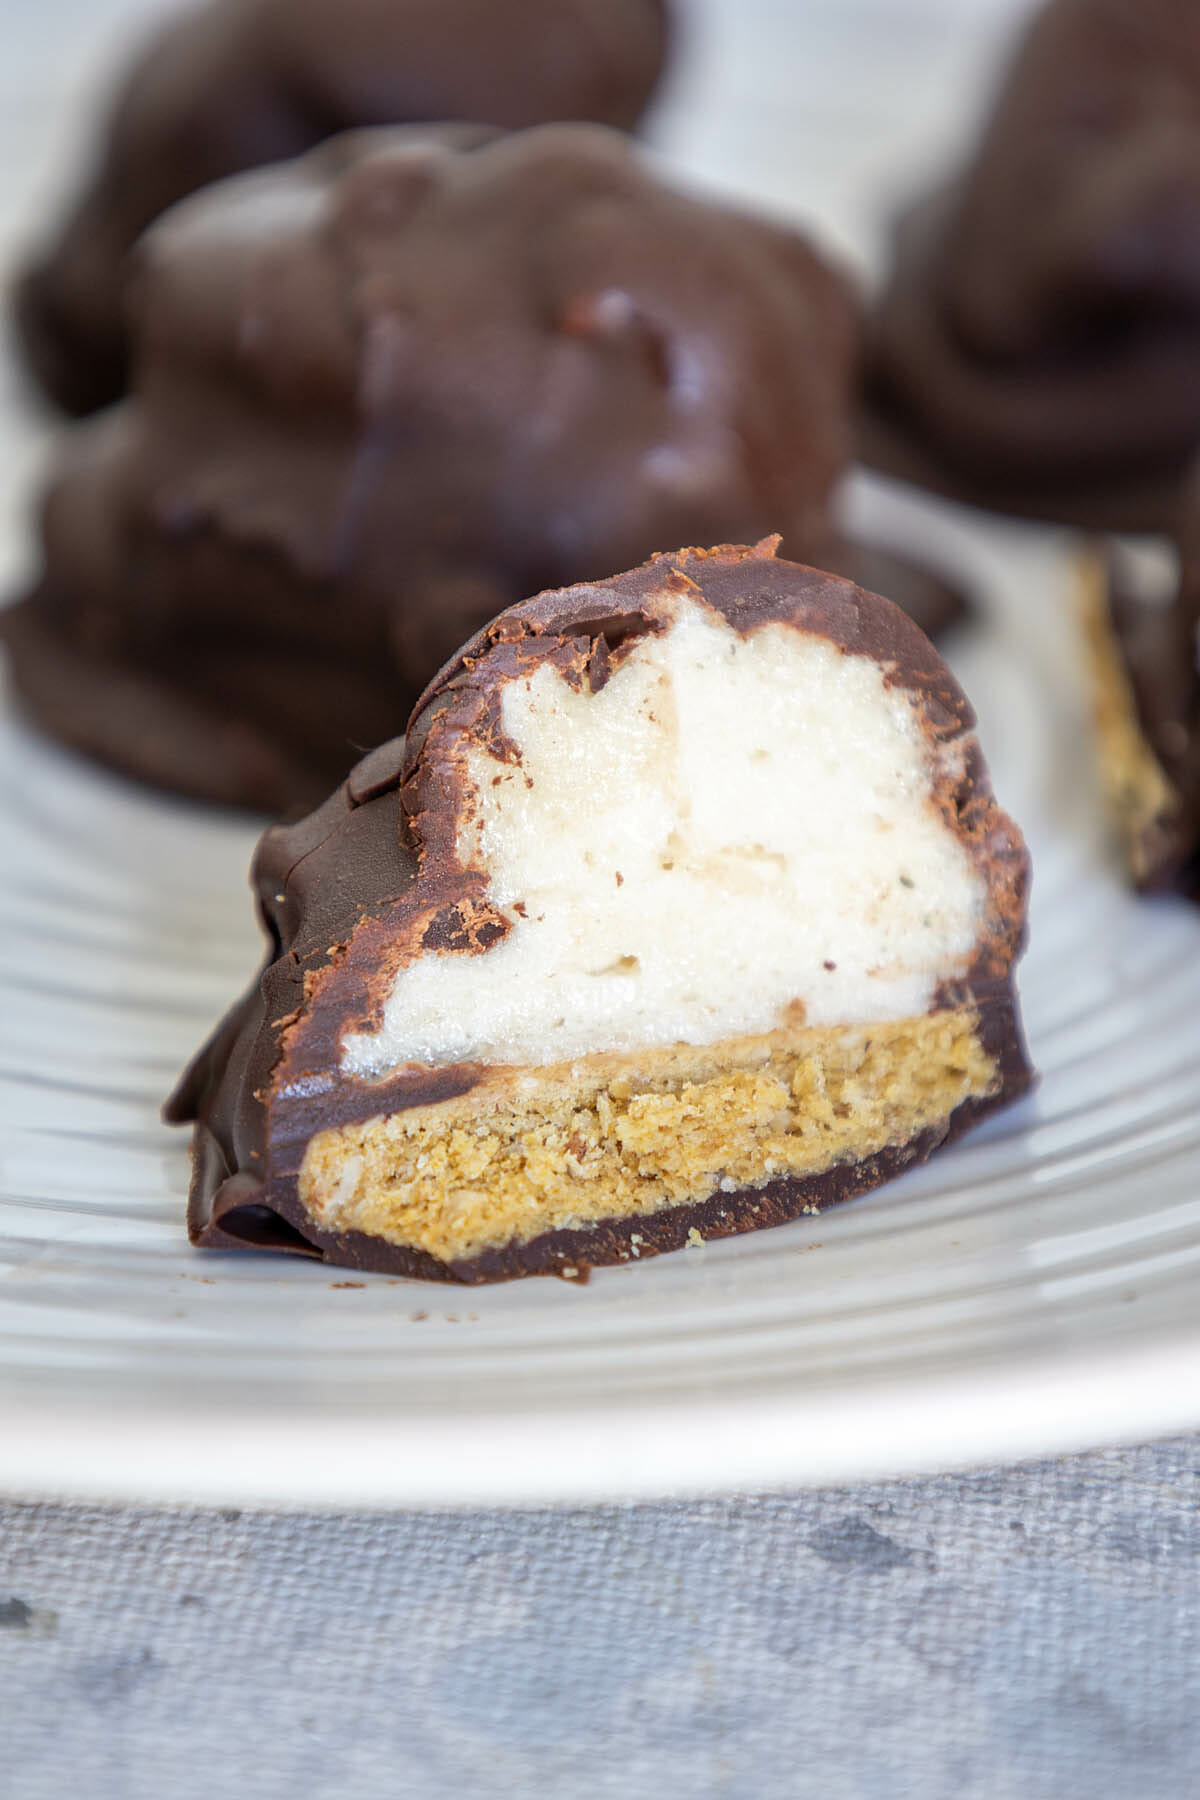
top-left (341, 600), bottom-right (986, 1076)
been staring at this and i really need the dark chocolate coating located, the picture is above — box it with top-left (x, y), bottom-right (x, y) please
top-left (13, 0), bottom-right (670, 415)
top-left (864, 0), bottom-right (1200, 530)
top-left (168, 542), bottom-right (1033, 1283)
top-left (1103, 469), bottom-right (1200, 892)
top-left (4, 122), bottom-right (880, 816)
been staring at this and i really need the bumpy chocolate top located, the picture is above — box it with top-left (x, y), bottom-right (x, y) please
top-left (7, 124), bottom-right (865, 814)
top-left (13, 0), bottom-right (670, 415)
top-left (866, 0), bottom-right (1200, 528)
top-left (169, 541), bottom-right (1030, 1267)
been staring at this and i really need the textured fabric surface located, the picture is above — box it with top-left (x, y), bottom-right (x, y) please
top-left (4, 1437), bottom-right (1200, 1800)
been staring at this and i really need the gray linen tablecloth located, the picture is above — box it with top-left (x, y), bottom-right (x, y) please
top-left (5, 1438), bottom-right (1200, 1799)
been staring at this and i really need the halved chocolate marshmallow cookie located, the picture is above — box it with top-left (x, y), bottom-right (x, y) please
top-left (169, 542), bottom-right (1032, 1282)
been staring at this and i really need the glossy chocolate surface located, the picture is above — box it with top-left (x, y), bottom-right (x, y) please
top-left (14, 0), bottom-right (670, 415)
top-left (5, 123), bottom-right (892, 814)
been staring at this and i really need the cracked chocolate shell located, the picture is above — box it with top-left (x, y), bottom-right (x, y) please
top-left (864, 0), bottom-right (1200, 530)
top-left (168, 541), bottom-right (1033, 1284)
top-left (4, 121), bottom-right (957, 818)
top-left (13, 0), bottom-right (670, 415)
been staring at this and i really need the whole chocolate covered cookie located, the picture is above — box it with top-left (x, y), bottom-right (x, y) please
top-left (865, 0), bottom-right (1200, 529)
top-left (14, 0), bottom-right (670, 415)
top-left (5, 123), bottom-right (882, 815)
top-left (169, 541), bottom-right (1032, 1283)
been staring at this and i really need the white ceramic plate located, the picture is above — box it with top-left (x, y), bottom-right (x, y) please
top-left (4, 0), bottom-right (1200, 1506)
top-left (4, 478), bottom-right (1200, 1508)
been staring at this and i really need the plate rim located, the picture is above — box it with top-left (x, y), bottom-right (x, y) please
top-left (5, 1322), bottom-right (1199, 1508)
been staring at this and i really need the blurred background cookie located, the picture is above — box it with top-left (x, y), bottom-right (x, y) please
top-left (12, 0), bottom-right (671, 416)
top-left (864, 0), bottom-right (1200, 531)
top-left (4, 122), bottom-right (871, 812)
